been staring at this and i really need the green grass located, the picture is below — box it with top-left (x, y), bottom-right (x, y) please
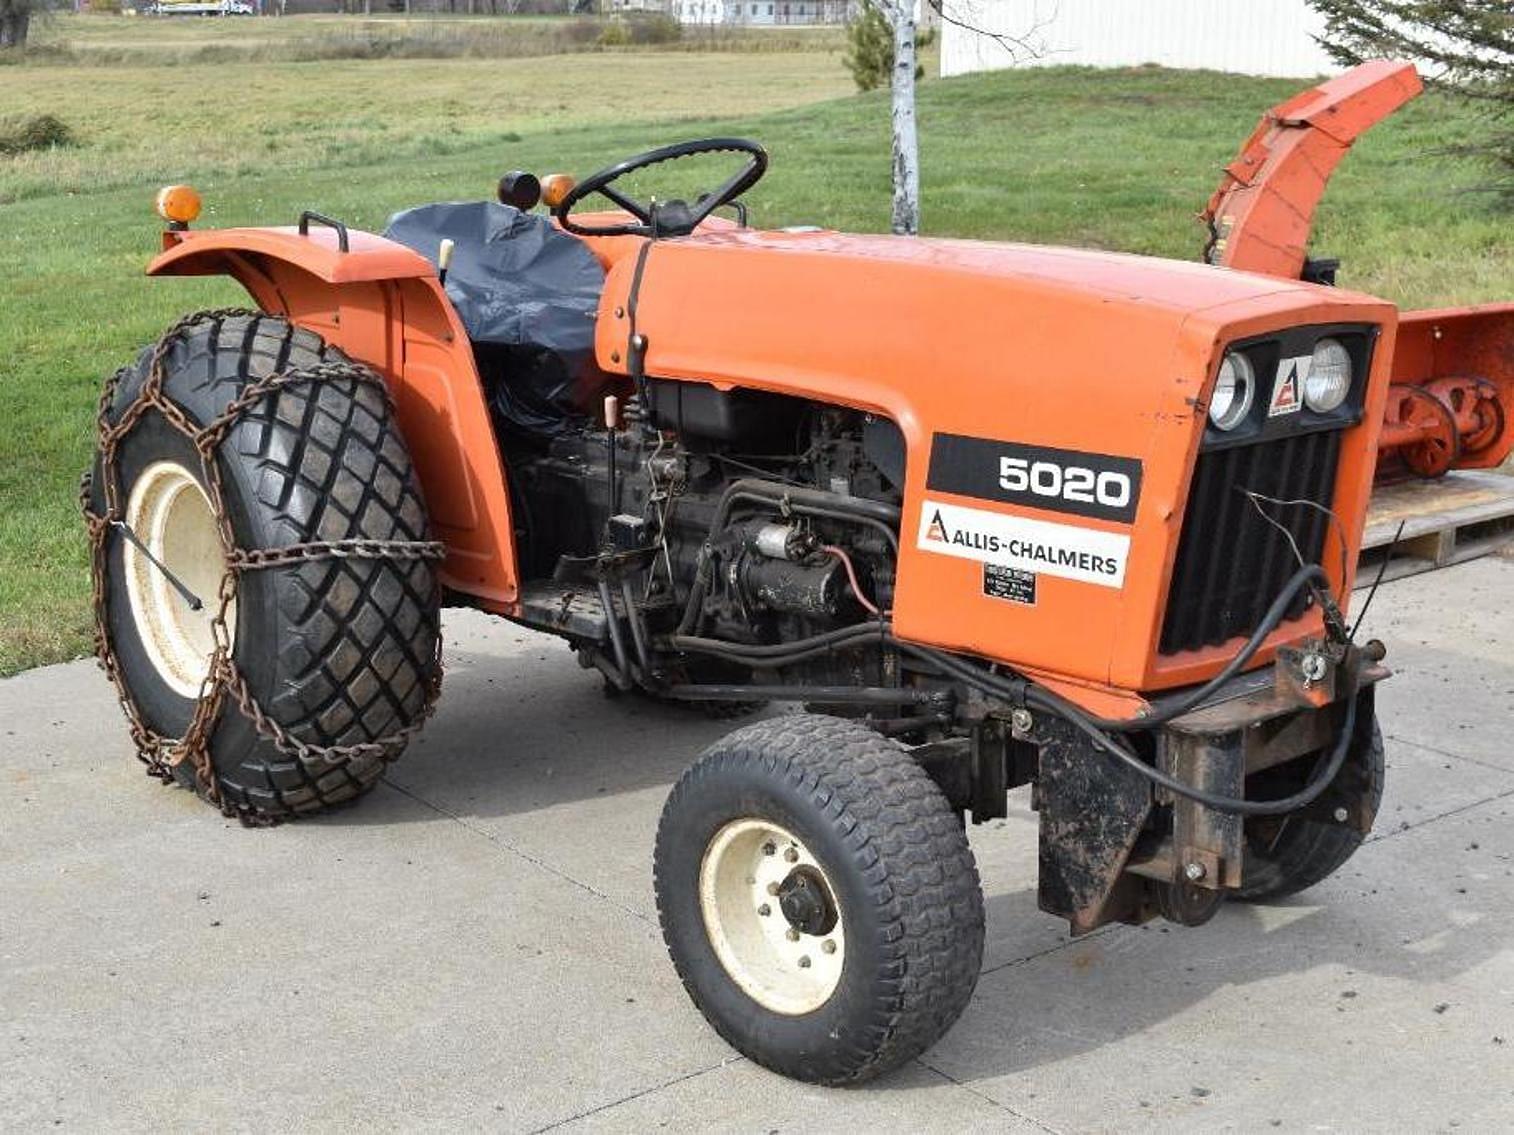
top-left (1, 31), bottom-right (1509, 674)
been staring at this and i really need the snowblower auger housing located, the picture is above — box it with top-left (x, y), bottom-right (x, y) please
top-left (101, 126), bottom-right (1404, 1083)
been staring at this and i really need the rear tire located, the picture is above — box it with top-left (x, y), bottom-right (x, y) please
top-left (90, 312), bottom-right (441, 820)
top-left (1236, 718), bottom-right (1386, 901)
top-left (654, 715), bottom-right (984, 1084)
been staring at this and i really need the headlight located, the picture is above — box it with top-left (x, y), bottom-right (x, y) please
top-left (1305, 337), bottom-right (1352, 412)
top-left (1209, 351), bottom-right (1255, 431)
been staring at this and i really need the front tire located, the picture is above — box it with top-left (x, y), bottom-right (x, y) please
top-left (89, 312), bottom-right (441, 821)
top-left (1237, 717), bottom-right (1386, 901)
top-left (654, 715), bottom-right (984, 1084)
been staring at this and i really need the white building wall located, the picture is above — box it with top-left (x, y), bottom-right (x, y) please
top-left (671, 0), bottom-right (848, 23)
top-left (941, 0), bottom-right (1338, 79)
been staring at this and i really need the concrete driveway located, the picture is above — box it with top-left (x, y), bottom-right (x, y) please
top-left (3, 556), bottom-right (1512, 1132)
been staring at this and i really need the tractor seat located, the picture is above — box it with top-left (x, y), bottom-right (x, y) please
top-left (383, 201), bottom-right (609, 439)
top-left (383, 200), bottom-right (605, 353)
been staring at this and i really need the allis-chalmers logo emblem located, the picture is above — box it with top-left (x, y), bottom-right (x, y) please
top-left (1270, 357), bottom-right (1306, 417)
top-left (926, 510), bottom-right (948, 542)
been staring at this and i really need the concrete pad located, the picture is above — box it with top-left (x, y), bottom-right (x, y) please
top-left (927, 796), bottom-right (1514, 1133)
top-left (1355, 555), bottom-right (1514, 773)
top-left (558, 1058), bottom-right (1036, 1133)
top-left (380, 612), bottom-right (751, 921)
top-left (0, 712), bottom-right (729, 1130)
top-left (4, 557), bottom-right (1514, 1131)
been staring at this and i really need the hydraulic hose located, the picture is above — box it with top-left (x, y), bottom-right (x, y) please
top-left (666, 622), bottom-right (887, 670)
top-left (1024, 677), bottom-right (1360, 817)
top-left (1096, 562), bottom-right (1332, 732)
top-left (669, 556), bottom-right (1356, 816)
top-left (908, 637), bottom-right (1363, 816)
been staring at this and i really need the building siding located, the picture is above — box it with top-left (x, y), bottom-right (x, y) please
top-left (941, 0), bottom-right (1338, 79)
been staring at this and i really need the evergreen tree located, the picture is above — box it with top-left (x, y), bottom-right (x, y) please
top-left (843, 2), bottom-right (931, 94)
top-left (1309, 0), bottom-right (1512, 206)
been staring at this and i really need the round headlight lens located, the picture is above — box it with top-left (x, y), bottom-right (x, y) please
top-left (1209, 351), bottom-right (1255, 431)
top-left (1305, 337), bottom-right (1352, 412)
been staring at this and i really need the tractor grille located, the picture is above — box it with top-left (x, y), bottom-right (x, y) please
top-left (1160, 430), bottom-right (1342, 654)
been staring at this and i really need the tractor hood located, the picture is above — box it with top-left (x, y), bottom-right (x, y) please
top-left (596, 228), bottom-right (1397, 705)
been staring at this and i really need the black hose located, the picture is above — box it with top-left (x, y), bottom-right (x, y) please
top-left (1027, 679), bottom-right (1360, 816)
top-left (597, 579), bottom-right (633, 690)
top-left (1100, 562), bottom-right (1330, 731)
top-left (667, 623), bottom-right (887, 670)
top-left (672, 555), bottom-right (1356, 816)
top-left (910, 635), bottom-right (1361, 816)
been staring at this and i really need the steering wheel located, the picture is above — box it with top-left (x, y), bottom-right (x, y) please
top-left (553, 138), bottom-right (767, 239)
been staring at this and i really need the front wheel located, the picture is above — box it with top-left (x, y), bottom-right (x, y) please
top-left (1237, 716), bottom-right (1386, 901)
top-left (654, 715), bottom-right (984, 1084)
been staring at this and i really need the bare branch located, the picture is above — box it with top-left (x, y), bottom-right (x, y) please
top-left (926, 0), bottom-right (1054, 61)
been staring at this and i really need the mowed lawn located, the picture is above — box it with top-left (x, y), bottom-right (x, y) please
top-left (1, 19), bottom-right (1510, 674)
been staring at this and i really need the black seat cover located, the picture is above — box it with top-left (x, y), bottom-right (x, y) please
top-left (383, 201), bottom-right (607, 437)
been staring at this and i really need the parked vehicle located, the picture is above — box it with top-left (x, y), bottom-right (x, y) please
top-left (89, 86), bottom-right (1412, 1081)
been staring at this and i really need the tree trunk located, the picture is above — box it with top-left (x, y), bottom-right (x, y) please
top-left (888, 0), bottom-right (920, 235)
top-left (0, 5), bottom-right (33, 50)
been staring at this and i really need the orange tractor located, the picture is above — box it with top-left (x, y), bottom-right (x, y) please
top-left (92, 68), bottom-right (1468, 1081)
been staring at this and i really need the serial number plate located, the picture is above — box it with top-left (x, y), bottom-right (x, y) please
top-left (983, 563), bottom-right (1037, 605)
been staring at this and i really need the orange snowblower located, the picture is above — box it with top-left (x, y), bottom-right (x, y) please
top-left (1202, 59), bottom-right (1514, 481)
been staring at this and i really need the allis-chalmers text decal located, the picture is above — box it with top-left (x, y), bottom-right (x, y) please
top-left (918, 500), bottom-right (1130, 588)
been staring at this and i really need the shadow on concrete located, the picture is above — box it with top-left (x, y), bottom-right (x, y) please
top-left (320, 645), bottom-right (773, 825)
top-left (878, 842), bottom-right (1511, 1090)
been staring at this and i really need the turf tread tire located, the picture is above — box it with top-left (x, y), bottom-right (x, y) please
top-left (1236, 720), bottom-right (1386, 901)
top-left (94, 312), bottom-right (440, 820)
top-left (654, 714), bottom-right (984, 1084)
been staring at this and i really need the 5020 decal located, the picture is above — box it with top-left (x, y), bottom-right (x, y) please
top-left (928, 434), bottom-right (1143, 523)
top-left (998, 456), bottom-right (1133, 511)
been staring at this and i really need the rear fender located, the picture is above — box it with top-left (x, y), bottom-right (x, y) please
top-left (149, 227), bottom-right (519, 609)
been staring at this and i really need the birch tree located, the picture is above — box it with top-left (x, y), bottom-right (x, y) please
top-left (866, 0), bottom-right (1049, 235)
top-left (885, 0), bottom-right (922, 234)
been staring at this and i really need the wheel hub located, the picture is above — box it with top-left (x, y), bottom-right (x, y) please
top-left (777, 867), bottom-right (837, 937)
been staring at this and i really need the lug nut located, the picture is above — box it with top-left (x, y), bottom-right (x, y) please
top-left (1333, 807), bottom-right (1350, 823)
top-left (758, 904), bottom-right (771, 917)
top-left (1184, 862), bottom-right (1206, 882)
top-left (767, 881), bottom-right (780, 896)
top-left (784, 847), bottom-right (799, 863)
top-left (786, 928), bottom-right (800, 942)
top-left (822, 939), bottom-right (837, 955)
top-left (762, 842), bottom-right (776, 857)
top-left (798, 956), bottom-right (812, 969)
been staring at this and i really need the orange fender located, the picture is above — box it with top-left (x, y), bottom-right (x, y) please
top-left (149, 226), bottom-right (520, 610)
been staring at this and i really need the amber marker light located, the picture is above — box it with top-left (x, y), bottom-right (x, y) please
top-left (540, 173), bottom-right (576, 209)
top-left (155, 185), bottom-right (203, 229)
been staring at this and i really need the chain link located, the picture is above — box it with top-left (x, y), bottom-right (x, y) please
top-left (79, 310), bottom-right (445, 825)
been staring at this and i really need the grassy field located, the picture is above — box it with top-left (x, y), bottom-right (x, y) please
top-left (1, 16), bottom-right (1510, 674)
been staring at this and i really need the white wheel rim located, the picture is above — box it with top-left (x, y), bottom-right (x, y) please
top-left (122, 460), bottom-right (235, 699)
top-left (698, 818), bottom-right (846, 1015)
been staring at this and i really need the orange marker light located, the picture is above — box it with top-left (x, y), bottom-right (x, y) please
top-left (155, 185), bottom-right (202, 227)
top-left (540, 174), bottom-right (576, 210)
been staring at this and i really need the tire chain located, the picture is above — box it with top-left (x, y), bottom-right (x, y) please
top-left (79, 309), bottom-right (447, 825)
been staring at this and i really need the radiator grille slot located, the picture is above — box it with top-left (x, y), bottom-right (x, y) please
top-left (1160, 430), bottom-right (1341, 655)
